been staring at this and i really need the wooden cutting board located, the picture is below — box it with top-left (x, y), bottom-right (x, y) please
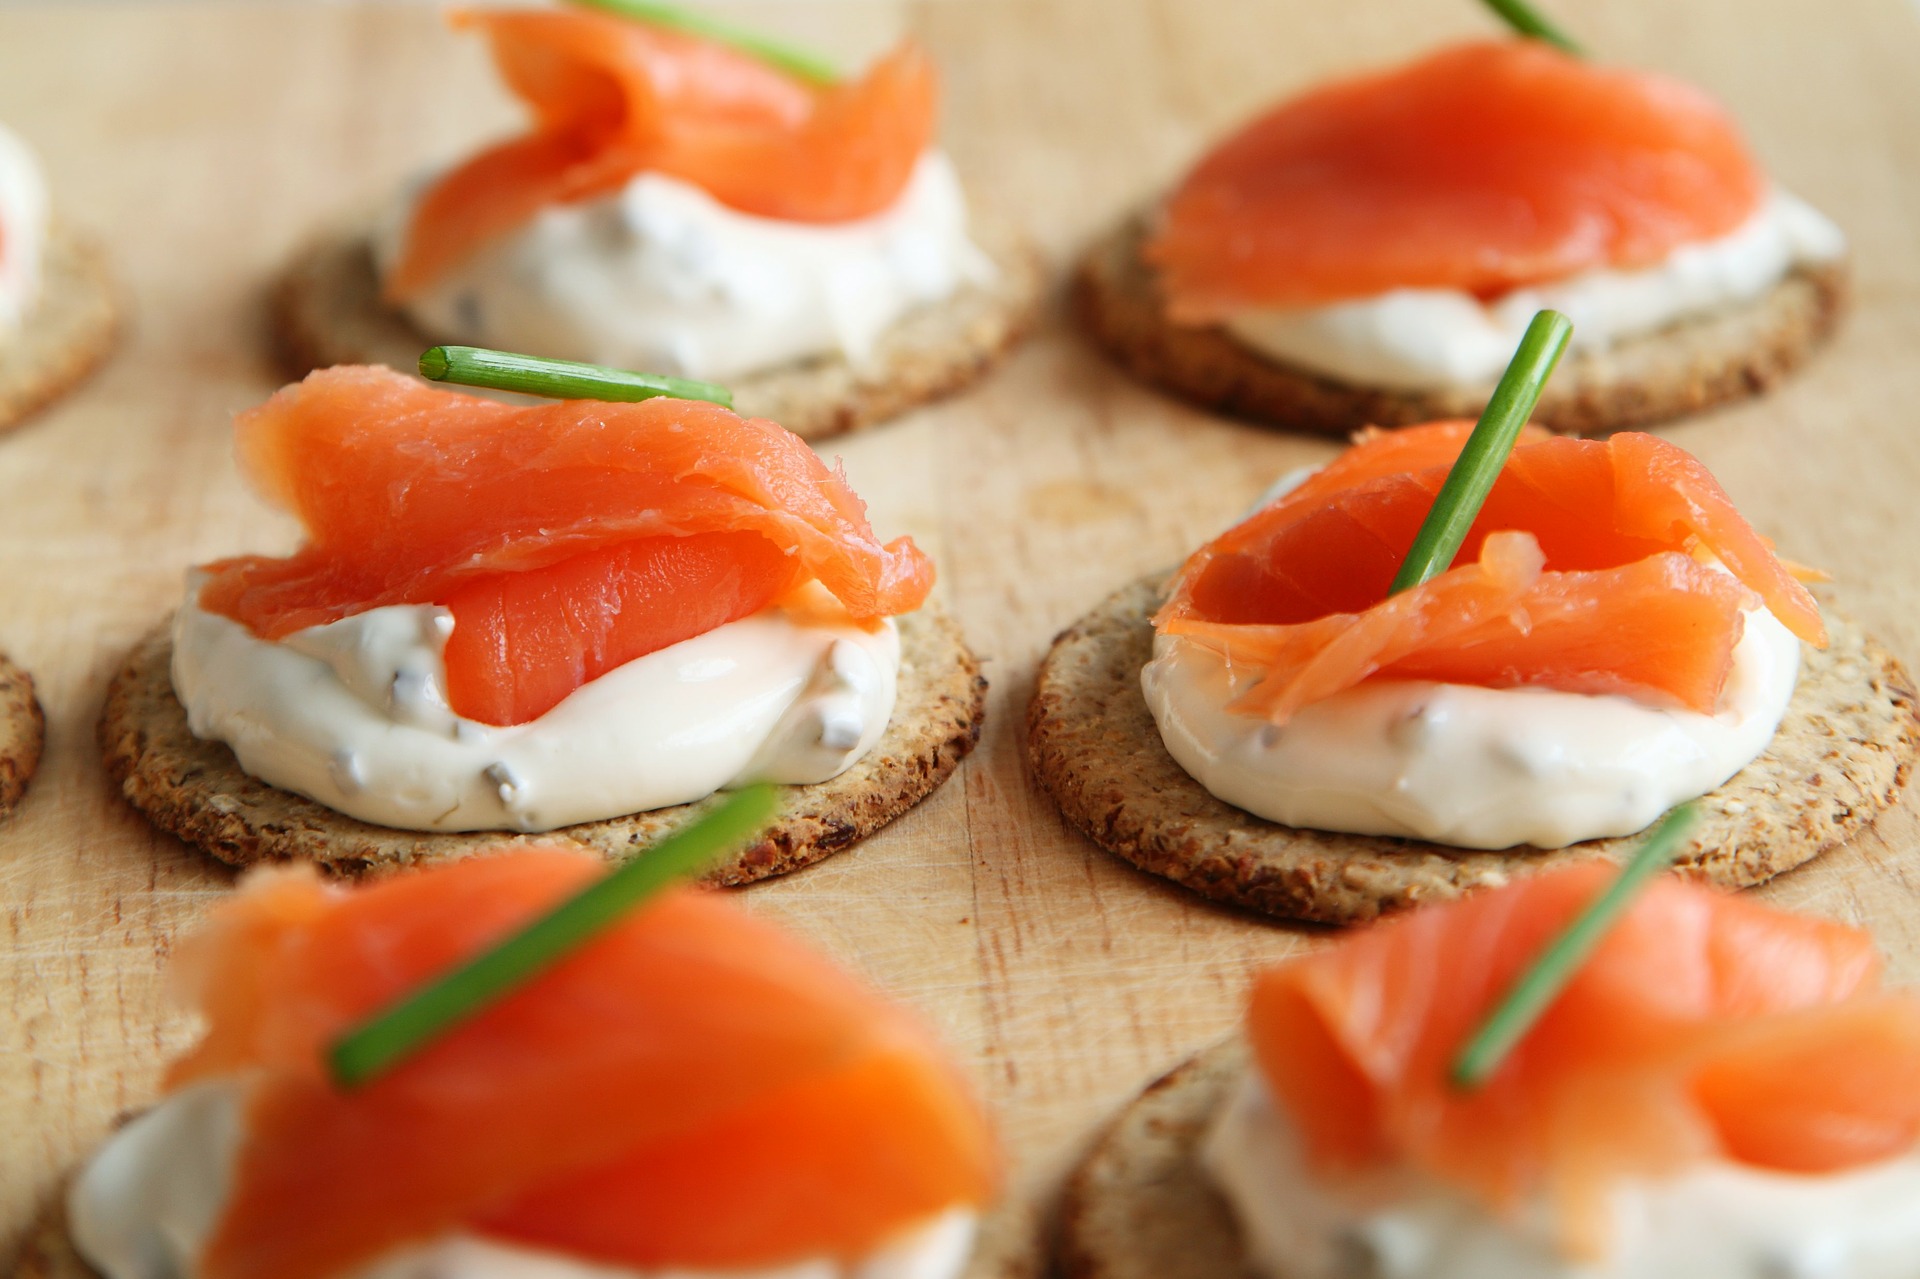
top-left (5, 0), bottom-right (1920, 1259)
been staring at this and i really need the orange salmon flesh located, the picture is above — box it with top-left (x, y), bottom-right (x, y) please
top-left (386, 8), bottom-right (937, 300)
top-left (166, 851), bottom-right (997, 1279)
top-left (1149, 40), bottom-right (1765, 321)
top-left (1248, 865), bottom-right (1920, 1256)
top-left (196, 366), bottom-right (932, 726)
top-left (1156, 421), bottom-right (1825, 723)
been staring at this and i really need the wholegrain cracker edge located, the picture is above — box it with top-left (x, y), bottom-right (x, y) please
top-left (272, 218), bottom-right (1046, 443)
top-left (100, 609), bottom-right (985, 879)
top-left (1054, 1039), bottom-right (1250, 1279)
top-left (1076, 210), bottom-right (1848, 437)
top-left (0, 225), bottom-right (120, 437)
top-left (0, 651), bottom-right (44, 819)
top-left (1026, 578), bottom-right (1919, 925)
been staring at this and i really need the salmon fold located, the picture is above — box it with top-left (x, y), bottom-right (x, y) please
top-left (1246, 865), bottom-right (1920, 1256)
top-left (1148, 40), bottom-right (1765, 321)
top-left (166, 851), bottom-right (997, 1279)
top-left (195, 366), bottom-right (935, 725)
top-left (1156, 421), bottom-right (1826, 722)
top-left (386, 7), bottom-right (938, 299)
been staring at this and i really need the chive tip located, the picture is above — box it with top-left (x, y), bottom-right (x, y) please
top-left (1385, 308), bottom-right (1573, 596)
top-left (1448, 802), bottom-right (1700, 1090)
top-left (324, 784), bottom-right (779, 1091)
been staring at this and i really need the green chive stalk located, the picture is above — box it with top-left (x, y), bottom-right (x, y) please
top-left (1387, 309), bottom-right (1573, 595)
top-left (329, 786), bottom-right (778, 1089)
top-left (1450, 803), bottom-right (1700, 1089)
top-left (419, 346), bottom-right (733, 408)
top-left (567, 0), bottom-right (839, 84)
top-left (1478, 0), bottom-right (1585, 55)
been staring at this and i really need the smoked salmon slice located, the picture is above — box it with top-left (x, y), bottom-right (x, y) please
top-left (1248, 865), bottom-right (1920, 1255)
top-left (1148, 40), bottom-right (1766, 322)
top-left (385, 7), bottom-right (938, 301)
top-left (1156, 421), bottom-right (1824, 722)
top-left (196, 365), bottom-right (933, 726)
top-left (437, 532), bottom-right (801, 727)
top-left (167, 850), bottom-right (996, 1279)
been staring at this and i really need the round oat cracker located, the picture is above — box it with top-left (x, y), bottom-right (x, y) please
top-left (272, 218), bottom-right (1045, 443)
top-left (1026, 578), bottom-right (1920, 925)
top-left (0, 224), bottom-right (119, 437)
top-left (99, 608), bottom-right (985, 879)
top-left (1055, 1038), bottom-right (1251, 1279)
top-left (0, 650), bottom-right (44, 820)
top-left (1076, 211), bottom-right (1848, 437)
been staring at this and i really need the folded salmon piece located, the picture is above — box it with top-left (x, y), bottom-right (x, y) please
top-left (168, 850), bottom-right (996, 1279)
top-left (196, 366), bottom-right (933, 724)
top-left (1148, 39), bottom-right (1765, 321)
top-left (386, 7), bottom-right (937, 300)
top-left (1156, 421), bottom-right (1825, 721)
top-left (1248, 864), bottom-right (1920, 1256)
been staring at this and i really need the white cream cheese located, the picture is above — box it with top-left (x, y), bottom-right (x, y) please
top-left (1142, 604), bottom-right (1801, 850)
top-left (68, 1083), bottom-right (240, 1279)
top-left (0, 122), bottom-right (49, 334)
top-left (69, 1081), bottom-right (979, 1279)
top-left (1204, 1068), bottom-right (1920, 1279)
top-left (1222, 190), bottom-right (1847, 391)
top-left (171, 581), bottom-right (900, 833)
top-left (375, 152), bottom-right (991, 382)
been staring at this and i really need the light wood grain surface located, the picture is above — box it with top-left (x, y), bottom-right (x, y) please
top-left (5, 0), bottom-right (1920, 1263)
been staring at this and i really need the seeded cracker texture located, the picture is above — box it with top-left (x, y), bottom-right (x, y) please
top-left (270, 217), bottom-right (1045, 442)
top-left (1025, 578), bottom-right (1920, 925)
top-left (0, 224), bottom-right (120, 436)
top-left (1055, 1039), bottom-right (1252, 1279)
top-left (1075, 210), bottom-right (1850, 437)
top-left (0, 651), bottom-right (44, 819)
top-left (97, 609), bottom-right (986, 879)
